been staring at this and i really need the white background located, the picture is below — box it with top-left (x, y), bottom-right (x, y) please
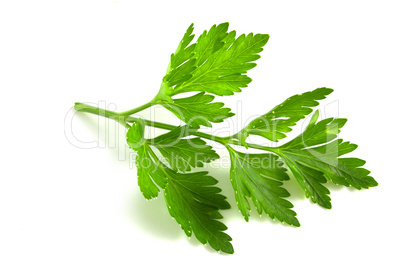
top-left (1, 0), bottom-right (401, 267)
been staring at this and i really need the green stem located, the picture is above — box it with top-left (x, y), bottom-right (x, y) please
top-left (126, 116), bottom-right (234, 146)
top-left (125, 116), bottom-right (176, 131)
top-left (119, 101), bottom-right (155, 117)
top-left (74, 102), bottom-right (131, 129)
top-left (74, 102), bottom-right (278, 153)
top-left (74, 102), bottom-right (120, 118)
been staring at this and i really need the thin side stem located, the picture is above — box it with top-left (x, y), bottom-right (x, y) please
top-left (128, 116), bottom-right (277, 152)
top-left (119, 101), bottom-right (155, 117)
top-left (126, 116), bottom-right (177, 131)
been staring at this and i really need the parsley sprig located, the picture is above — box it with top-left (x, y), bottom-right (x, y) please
top-left (74, 23), bottom-right (377, 254)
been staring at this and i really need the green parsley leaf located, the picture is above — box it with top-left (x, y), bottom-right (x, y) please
top-left (161, 92), bottom-right (235, 128)
top-left (134, 143), bottom-right (167, 200)
top-left (126, 116), bottom-right (146, 150)
top-left (151, 125), bottom-right (220, 171)
top-left (163, 23), bottom-right (196, 88)
top-left (282, 157), bottom-right (332, 209)
top-left (127, 118), bottom-right (166, 199)
top-left (126, 120), bottom-right (233, 253)
top-left (277, 111), bottom-right (378, 208)
top-left (194, 23), bottom-right (229, 67)
top-left (174, 30), bottom-right (269, 96)
top-left (156, 23), bottom-right (268, 128)
top-left (227, 147), bottom-right (300, 226)
top-left (160, 23), bottom-right (269, 97)
top-left (238, 87), bottom-right (333, 144)
top-left (164, 170), bottom-right (233, 254)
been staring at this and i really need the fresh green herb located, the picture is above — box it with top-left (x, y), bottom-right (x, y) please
top-left (74, 23), bottom-right (378, 254)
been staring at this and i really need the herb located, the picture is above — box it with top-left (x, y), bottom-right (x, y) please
top-left (74, 23), bottom-right (377, 254)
